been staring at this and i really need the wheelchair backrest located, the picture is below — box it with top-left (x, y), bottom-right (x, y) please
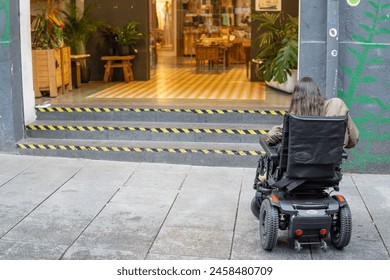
top-left (279, 114), bottom-right (347, 179)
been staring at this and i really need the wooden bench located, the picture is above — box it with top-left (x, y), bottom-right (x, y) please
top-left (101, 55), bottom-right (135, 83)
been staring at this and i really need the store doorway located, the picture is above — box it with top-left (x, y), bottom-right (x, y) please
top-left (27, 0), bottom-right (295, 110)
top-left (154, 0), bottom-right (175, 54)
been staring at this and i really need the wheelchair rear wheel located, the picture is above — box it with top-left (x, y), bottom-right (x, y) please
top-left (331, 204), bottom-right (352, 249)
top-left (259, 199), bottom-right (278, 250)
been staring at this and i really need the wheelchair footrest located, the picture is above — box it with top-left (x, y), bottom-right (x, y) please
top-left (294, 239), bottom-right (327, 252)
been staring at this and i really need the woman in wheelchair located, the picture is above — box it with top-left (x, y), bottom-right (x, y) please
top-left (252, 77), bottom-right (359, 251)
top-left (265, 76), bottom-right (359, 147)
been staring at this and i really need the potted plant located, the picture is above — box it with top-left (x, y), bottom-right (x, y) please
top-left (31, 7), bottom-right (71, 97)
top-left (114, 21), bottom-right (143, 55)
top-left (100, 24), bottom-right (117, 55)
top-left (252, 12), bottom-right (298, 93)
top-left (61, 1), bottom-right (102, 82)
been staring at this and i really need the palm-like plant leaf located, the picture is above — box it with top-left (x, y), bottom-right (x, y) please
top-left (61, 2), bottom-right (103, 54)
top-left (253, 12), bottom-right (298, 83)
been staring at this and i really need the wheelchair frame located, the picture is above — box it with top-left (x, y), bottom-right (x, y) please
top-left (251, 114), bottom-right (352, 251)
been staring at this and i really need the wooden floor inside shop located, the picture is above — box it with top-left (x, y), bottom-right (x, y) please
top-left (35, 55), bottom-right (291, 110)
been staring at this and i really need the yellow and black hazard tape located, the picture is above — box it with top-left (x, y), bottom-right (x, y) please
top-left (27, 124), bottom-right (269, 135)
top-left (35, 107), bottom-right (287, 116)
top-left (17, 143), bottom-right (264, 156)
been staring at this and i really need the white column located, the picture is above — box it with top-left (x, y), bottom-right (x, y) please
top-left (20, 0), bottom-right (36, 125)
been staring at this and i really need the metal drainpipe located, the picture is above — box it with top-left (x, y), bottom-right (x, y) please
top-left (326, 0), bottom-right (340, 98)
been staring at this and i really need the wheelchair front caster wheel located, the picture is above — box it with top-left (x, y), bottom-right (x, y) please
top-left (251, 196), bottom-right (260, 219)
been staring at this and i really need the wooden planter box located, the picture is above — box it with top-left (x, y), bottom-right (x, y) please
top-left (32, 47), bottom-right (72, 97)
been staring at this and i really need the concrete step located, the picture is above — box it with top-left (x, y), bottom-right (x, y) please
top-left (35, 106), bottom-right (285, 124)
top-left (23, 106), bottom-right (281, 167)
top-left (16, 138), bottom-right (263, 167)
top-left (26, 120), bottom-right (274, 143)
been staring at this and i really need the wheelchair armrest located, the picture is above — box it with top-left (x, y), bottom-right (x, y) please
top-left (259, 138), bottom-right (279, 160)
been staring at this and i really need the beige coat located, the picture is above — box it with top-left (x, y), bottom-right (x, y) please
top-left (265, 98), bottom-right (359, 148)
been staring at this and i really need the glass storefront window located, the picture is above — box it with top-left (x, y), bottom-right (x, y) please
top-left (181, 0), bottom-right (251, 56)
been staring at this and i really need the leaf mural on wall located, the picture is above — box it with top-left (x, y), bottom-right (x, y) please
top-left (338, 0), bottom-right (390, 172)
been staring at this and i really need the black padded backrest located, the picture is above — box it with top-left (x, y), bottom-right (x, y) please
top-left (283, 114), bottom-right (347, 179)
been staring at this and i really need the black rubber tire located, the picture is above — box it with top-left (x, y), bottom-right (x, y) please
top-left (259, 199), bottom-right (278, 250)
top-left (331, 204), bottom-right (352, 249)
top-left (251, 196), bottom-right (260, 219)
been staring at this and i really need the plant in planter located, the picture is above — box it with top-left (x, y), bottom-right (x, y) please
top-left (61, 1), bottom-right (102, 82)
top-left (61, 1), bottom-right (102, 54)
top-left (31, 7), bottom-right (71, 97)
top-left (32, 7), bottom-right (64, 50)
top-left (253, 12), bottom-right (298, 92)
top-left (114, 21), bottom-right (143, 55)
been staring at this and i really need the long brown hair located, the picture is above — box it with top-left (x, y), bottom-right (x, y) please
top-left (289, 76), bottom-right (326, 116)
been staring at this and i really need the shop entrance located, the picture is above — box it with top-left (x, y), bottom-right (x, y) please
top-left (28, 0), bottom-right (296, 110)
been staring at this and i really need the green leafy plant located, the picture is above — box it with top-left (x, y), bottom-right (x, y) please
top-left (100, 23), bottom-right (116, 45)
top-left (252, 12), bottom-right (298, 83)
top-left (114, 21), bottom-right (143, 51)
top-left (61, 1), bottom-right (102, 54)
top-left (32, 8), bottom-right (64, 49)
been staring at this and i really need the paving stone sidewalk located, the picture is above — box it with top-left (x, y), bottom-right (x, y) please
top-left (0, 154), bottom-right (389, 260)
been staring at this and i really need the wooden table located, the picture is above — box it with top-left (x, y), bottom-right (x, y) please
top-left (70, 54), bottom-right (90, 88)
top-left (101, 55), bottom-right (135, 83)
top-left (195, 44), bottom-right (231, 70)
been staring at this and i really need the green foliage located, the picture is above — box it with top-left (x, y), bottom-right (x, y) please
top-left (339, 0), bottom-right (390, 172)
top-left (61, 1), bottom-right (103, 54)
top-left (252, 12), bottom-right (298, 83)
top-left (114, 21), bottom-right (143, 50)
top-left (32, 7), bottom-right (64, 49)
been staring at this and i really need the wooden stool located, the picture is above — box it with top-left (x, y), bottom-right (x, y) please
top-left (101, 55), bottom-right (135, 83)
top-left (71, 54), bottom-right (90, 88)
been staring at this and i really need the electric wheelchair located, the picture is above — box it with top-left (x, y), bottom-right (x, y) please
top-left (251, 114), bottom-right (352, 251)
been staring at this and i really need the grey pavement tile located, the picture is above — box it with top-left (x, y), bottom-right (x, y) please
top-left (1, 216), bottom-right (91, 246)
top-left (0, 155), bottom-right (40, 185)
top-left (351, 173), bottom-right (390, 254)
top-left (62, 246), bottom-right (140, 260)
top-left (312, 175), bottom-right (389, 259)
top-left (1, 161), bottom-right (127, 246)
top-left (162, 166), bottom-right (243, 231)
top-left (146, 253), bottom-right (219, 260)
top-left (136, 162), bottom-right (192, 173)
top-left (183, 165), bottom-right (244, 191)
top-left (72, 159), bottom-right (139, 185)
top-left (149, 226), bottom-right (233, 259)
top-left (163, 186), bottom-right (240, 231)
top-left (0, 240), bottom-right (67, 260)
top-left (63, 187), bottom-right (178, 259)
top-left (124, 168), bottom-right (188, 190)
top-left (0, 157), bottom-right (88, 236)
top-left (23, 180), bottom-right (120, 220)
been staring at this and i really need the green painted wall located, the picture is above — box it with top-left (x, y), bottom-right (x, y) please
top-left (0, 0), bottom-right (10, 45)
top-left (338, 0), bottom-right (390, 173)
top-left (300, 0), bottom-right (390, 174)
